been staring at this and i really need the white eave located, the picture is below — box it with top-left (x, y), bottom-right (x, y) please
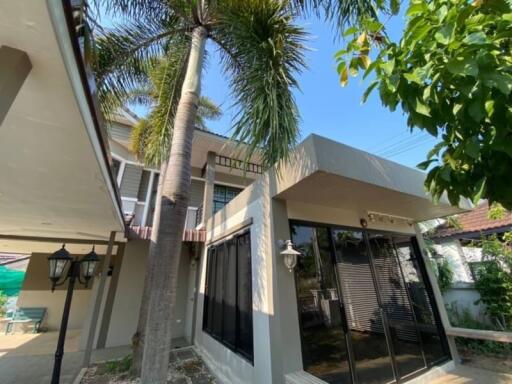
top-left (0, 0), bottom-right (125, 241)
top-left (274, 134), bottom-right (472, 222)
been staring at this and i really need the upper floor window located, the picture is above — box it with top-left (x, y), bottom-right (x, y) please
top-left (213, 185), bottom-right (242, 213)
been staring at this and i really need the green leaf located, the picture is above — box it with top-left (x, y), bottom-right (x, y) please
top-left (472, 177), bottom-right (487, 205)
top-left (381, 59), bottom-right (395, 76)
top-left (453, 103), bottom-right (463, 115)
top-left (363, 59), bottom-right (380, 79)
top-left (404, 71), bottom-right (422, 84)
top-left (434, 23), bottom-right (455, 45)
top-left (407, 2), bottom-right (427, 17)
top-left (465, 137), bottom-right (480, 159)
top-left (417, 159), bottom-right (436, 170)
top-left (427, 142), bottom-right (445, 159)
top-left (483, 73), bottom-right (512, 95)
top-left (391, 0), bottom-right (401, 14)
top-left (349, 57), bottom-right (359, 76)
top-left (414, 98), bottom-right (431, 116)
top-left (464, 32), bottom-right (488, 45)
top-left (339, 63), bottom-right (349, 86)
top-left (343, 26), bottom-right (358, 38)
top-left (469, 99), bottom-right (485, 122)
top-left (446, 56), bottom-right (478, 77)
top-left (361, 80), bottom-right (379, 103)
top-left (485, 100), bottom-right (495, 117)
top-left (334, 49), bottom-right (348, 59)
top-left (440, 166), bottom-right (451, 182)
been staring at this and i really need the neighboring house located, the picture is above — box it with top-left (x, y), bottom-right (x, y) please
top-left (430, 202), bottom-right (512, 322)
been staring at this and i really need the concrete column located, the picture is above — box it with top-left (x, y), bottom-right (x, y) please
top-left (414, 224), bottom-right (460, 364)
top-left (201, 151), bottom-right (216, 226)
top-left (0, 46), bottom-right (32, 125)
top-left (82, 231), bottom-right (116, 366)
top-left (96, 243), bottom-right (125, 349)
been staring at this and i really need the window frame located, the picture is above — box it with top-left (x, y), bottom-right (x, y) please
top-left (213, 184), bottom-right (243, 214)
top-left (203, 230), bottom-right (254, 363)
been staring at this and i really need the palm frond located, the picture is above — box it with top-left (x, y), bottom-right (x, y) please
top-left (130, 37), bottom-right (191, 166)
top-left (196, 96), bottom-right (222, 130)
top-left (91, 17), bottom-right (186, 119)
top-left (290, 0), bottom-right (391, 28)
top-left (214, 0), bottom-right (307, 168)
top-left (93, 0), bottom-right (182, 23)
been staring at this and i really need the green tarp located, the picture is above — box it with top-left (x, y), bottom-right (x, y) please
top-left (0, 265), bottom-right (25, 296)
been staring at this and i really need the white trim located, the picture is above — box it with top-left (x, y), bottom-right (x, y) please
top-left (111, 152), bottom-right (159, 172)
top-left (47, 0), bottom-right (124, 229)
top-left (121, 197), bottom-right (138, 202)
top-left (116, 160), bottom-right (126, 187)
top-left (141, 171), bottom-right (155, 226)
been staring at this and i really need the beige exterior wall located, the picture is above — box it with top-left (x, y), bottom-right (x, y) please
top-left (16, 289), bottom-right (92, 331)
top-left (105, 240), bottom-right (193, 348)
top-left (17, 253), bottom-right (96, 330)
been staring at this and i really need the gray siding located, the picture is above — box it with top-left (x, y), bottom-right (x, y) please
top-left (110, 123), bottom-right (131, 143)
top-left (137, 170), bottom-right (151, 201)
top-left (120, 164), bottom-right (143, 199)
top-left (189, 179), bottom-right (204, 207)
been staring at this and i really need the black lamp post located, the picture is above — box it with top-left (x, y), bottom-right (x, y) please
top-left (48, 245), bottom-right (99, 384)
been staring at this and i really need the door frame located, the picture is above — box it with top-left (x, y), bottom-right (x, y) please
top-left (290, 219), bottom-right (451, 384)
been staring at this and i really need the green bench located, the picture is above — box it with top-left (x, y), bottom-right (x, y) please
top-left (5, 307), bottom-right (46, 334)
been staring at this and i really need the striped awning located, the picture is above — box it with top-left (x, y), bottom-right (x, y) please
top-left (128, 225), bottom-right (206, 243)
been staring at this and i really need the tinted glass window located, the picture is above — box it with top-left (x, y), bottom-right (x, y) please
top-left (203, 231), bottom-right (253, 361)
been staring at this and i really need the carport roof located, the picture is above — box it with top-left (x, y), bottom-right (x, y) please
top-left (0, 1), bottom-right (124, 240)
top-left (273, 134), bottom-right (472, 222)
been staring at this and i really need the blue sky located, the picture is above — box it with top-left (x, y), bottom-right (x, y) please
top-left (126, 10), bottom-right (437, 169)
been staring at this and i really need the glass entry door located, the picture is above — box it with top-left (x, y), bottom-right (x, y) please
top-left (292, 223), bottom-right (449, 384)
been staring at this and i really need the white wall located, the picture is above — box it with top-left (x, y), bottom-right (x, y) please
top-left (434, 240), bottom-right (473, 283)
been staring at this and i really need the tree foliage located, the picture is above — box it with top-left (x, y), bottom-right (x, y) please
top-left (336, 0), bottom-right (512, 209)
top-left (473, 234), bottom-right (512, 330)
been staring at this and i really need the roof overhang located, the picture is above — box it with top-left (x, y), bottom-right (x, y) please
top-left (273, 135), bottom-right (471, 222)
top-left (0, 0), bottom-right (124, 241)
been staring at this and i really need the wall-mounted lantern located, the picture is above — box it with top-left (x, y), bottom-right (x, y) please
top-left (279, 240), bottom-right (301, 272)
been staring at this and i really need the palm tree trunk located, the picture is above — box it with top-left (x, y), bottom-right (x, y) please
top-left (141, 25), bottom-right (207, 383)
top-left (132, 160), bottom-right (167, 377)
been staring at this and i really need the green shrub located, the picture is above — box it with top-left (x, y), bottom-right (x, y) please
top-left (105, 355), bottom-right (132, 374)
top-left (0, 291), bottom-right (7, 317)
top-left (436, 258), bottom-right (454, 294)
top-left (474, 234), bottom-right (512, 330)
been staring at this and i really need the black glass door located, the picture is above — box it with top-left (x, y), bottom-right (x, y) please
top-left (367, 233), bottom-right (427, 381)
top-left (293, 225), bottom-right (352, 384)
top-left (292, 222), bottom-right (450, 384)
top-left (332, 229), bottom-right (396, 384)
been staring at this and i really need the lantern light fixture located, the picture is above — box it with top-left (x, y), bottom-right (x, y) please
top-left (280, 240), bottom-right (301, 272)
top-left (48, 244), bottom-right (72, 290)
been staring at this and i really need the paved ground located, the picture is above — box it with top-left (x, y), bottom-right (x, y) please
top-left (1, 331), bottom-right (511, 384)
top-left (430, 365), bottom-right (512, 384)
top-left (0, 330), bottom-right (130, 384)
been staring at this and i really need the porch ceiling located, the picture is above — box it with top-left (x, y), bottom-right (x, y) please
top-left (274, 134), bottom-right (471, 222)
top-left (0, 1), bottom-right (124, 240)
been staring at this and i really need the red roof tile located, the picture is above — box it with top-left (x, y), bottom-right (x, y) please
top-left (435, 201), bottom-right (512, 238)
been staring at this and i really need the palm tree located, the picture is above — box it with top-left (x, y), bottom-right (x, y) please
top-left (125, 56), bottom-right (221, 376)
top-left (92, 1), bottom-right (390, 381)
